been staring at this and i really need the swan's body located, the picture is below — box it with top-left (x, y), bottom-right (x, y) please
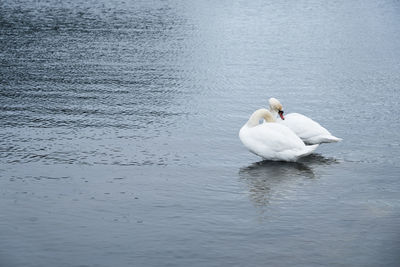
top-left (269, 98), bottom-right (342, 145)
top-left (239, 109), bottom-right (319, 162)
top-left (279, 113), bottom-right (342, 144)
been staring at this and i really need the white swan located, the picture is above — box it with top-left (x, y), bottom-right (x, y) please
top-left (269, 98), bottom-right (342, 145)
top-left (239, 109), bottom-right (319, 162)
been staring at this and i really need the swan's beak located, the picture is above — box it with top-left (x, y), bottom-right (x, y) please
top-left (278, 110), bottom-right (285, 120)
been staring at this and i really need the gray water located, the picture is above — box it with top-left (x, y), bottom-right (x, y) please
top-left (1, 0), bottom-right (400, 266)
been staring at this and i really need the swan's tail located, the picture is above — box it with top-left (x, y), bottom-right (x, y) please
top-left (279, 144), bottom-right (319, 162)
top-left (318, 135), bottom-right (342, 143)
top-left (299, 144), bottom-right (319, 158)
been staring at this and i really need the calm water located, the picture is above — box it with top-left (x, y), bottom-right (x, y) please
top-left (1, 0), bottom-right (400, 266)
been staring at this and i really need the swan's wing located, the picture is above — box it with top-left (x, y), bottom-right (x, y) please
top-left (246, 123), bottom-right (305, 152)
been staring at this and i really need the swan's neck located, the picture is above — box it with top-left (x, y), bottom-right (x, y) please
top-left (246, 109), bottom-right (275, 127)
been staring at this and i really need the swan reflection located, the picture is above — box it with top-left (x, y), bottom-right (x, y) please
top-left (298, 153), bottom-right (339, 165)
top-left (239, 154), bottom-right (338, 208)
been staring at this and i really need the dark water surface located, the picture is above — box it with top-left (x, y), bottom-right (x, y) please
top-left (1, 0), bottom-right (400, 266)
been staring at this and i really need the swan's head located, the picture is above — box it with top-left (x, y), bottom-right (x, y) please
top-left (268, 98), bottom-right (285, 120)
